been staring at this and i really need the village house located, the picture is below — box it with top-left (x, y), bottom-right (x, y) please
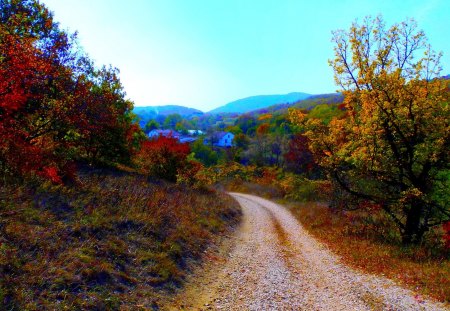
top-left (148, 129), bottom-right (198, 144)
top-left (148, 129), bottom-right (180, 140)
top-left (204, 131), bottom-right (234, 147)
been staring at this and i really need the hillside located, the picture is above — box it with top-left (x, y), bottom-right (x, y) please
top-left (133, 105), bottom-right (204, 127)
top-left (209, 92), bottom-right (311, 114)
top-left (249, 93), bottom-right (344, 116)
top-left (0, 166), bottom-right (241, 309)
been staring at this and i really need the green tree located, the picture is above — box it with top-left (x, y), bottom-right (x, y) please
top-left (163, 113), bottom-right (183, 129)
top-left (144, 119), bottom-right (159, 133)
top-left (191, 140), bottom-right (218, 166)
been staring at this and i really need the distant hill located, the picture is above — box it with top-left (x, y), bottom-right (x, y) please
top-left (209, 92), bottom-right (311, 114)
top-left (133, 105), bottom-right (203, 127)
top-left (247, 93), bottom-right (344, 116)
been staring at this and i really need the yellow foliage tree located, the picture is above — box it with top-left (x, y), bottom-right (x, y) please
top-left (291, 16), bottom-right (450, 244)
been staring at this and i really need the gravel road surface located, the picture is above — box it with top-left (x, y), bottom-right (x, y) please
top-left (168, 193), bottom-right (447, 311)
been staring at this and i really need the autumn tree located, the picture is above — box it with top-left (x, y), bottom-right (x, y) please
top-left (163, 113), bottom-right (182, 129)
top-left (291, 16), bottom-right (449, 244)
top-left (284, 134), bottom-right (319, 177)
top-left (0, 0), bottom-right (76, 181)
top-left (0, 0), bottom-right (141, 183)
top-left (135, 136), bottom-right (191, 182)
top-left (191, 140), bottom-right (219, 166)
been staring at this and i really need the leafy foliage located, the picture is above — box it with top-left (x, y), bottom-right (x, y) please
top-left (135, 136), bottom-right (193, 182)
top-left (290, 16), bottom-right (450, 244)
top-left (0, 0), bottom-right (141, 184)
top-left (284, 134), bottom-right (318, 176)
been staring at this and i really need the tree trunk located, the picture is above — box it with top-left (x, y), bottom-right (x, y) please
top-left (402, 201), bottom-right (425, 244)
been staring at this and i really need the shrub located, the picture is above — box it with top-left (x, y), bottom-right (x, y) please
top-left (135, 136), bottom-right (190, 182)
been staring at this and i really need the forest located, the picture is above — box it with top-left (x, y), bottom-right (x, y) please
top-left (1, 0), bottom-right (449, 309)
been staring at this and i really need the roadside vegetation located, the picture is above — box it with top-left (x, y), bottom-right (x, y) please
top-left (0, 1), bottom-right (240, 309)
top-left (1, 0), bottom-right (448, 308)
top-left (0, 166), bottom-right (240, 309)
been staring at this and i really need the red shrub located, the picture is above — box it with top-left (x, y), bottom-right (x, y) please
top-left (136, 136), bottom-right (191, 182)
top-left (443, 221), bottom-right (450, 249)
top-left (284, 134), bottom-right (318, 175)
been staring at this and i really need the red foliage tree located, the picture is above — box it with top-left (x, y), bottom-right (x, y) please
top-left (1, 1), bottom-right (142, 183)
top-left (284, 134), bottom-right (318, 176)
top-left (136, 136), bottom-right (191, 182)
top-left (0, 16), bottom-right (63, 180)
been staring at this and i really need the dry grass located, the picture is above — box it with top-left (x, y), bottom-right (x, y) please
top-left (287, 201), bottom-right (450, 303)
top-left (0, 165), bottom-right (241, 310)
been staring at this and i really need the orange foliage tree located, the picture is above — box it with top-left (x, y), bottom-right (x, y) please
top-left (290, 16), bottom-right (449, 244)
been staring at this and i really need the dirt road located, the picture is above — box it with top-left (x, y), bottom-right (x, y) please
top-left (169, 193), bottom-right (447, 310)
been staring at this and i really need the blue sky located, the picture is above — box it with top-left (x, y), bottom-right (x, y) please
top-left (42, 0), bottom-right (449, 112)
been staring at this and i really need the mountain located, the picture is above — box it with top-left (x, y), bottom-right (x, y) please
top-left (209, 92), bottom-right (311, 114)
top-left (248, 93), bottom-right (344, 116)
top-left (133, 105), bottom-right (203, 127)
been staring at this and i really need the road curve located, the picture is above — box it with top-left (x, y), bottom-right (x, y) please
top-left (169, 193), bottom-right (447, 311)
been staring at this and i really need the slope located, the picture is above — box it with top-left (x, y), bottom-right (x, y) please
top-left (209, 92), bottom-right (311, 114)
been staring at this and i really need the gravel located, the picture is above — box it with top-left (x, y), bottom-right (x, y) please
top-left (168, 193), bottom-right (448, 311)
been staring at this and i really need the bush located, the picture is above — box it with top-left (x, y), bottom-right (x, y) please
top-left (135, 136), bottom-right (191, 182)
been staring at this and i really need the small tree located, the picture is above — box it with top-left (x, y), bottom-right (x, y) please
top-left (291, 16), bottom-right (449, 244)
top-left (135, 136), bottom-right (190, 182)
top-left (284, 134), bottom-right (318, 176)
top-left (163, 113), bottom-right (182, 129)
top-left (144, 119), bottom-right (159, 133)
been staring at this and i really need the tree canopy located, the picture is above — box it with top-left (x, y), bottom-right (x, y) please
top-left (290, 16), bottom-right (450, 244)
top-left (0, 0), bottom-right (142, 183)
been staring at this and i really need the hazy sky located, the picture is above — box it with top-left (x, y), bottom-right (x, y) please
top-left (42, 0), bottom-right (449, 111)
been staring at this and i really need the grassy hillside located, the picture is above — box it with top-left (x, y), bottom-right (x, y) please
top-left (0, 166), bottom-right (241, 310)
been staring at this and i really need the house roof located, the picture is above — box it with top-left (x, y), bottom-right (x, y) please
top-left (179, 137), bottom-right (197, 143)
top-left (148, 129), bottom-right (180, 138)
top-left (214, 131), bottom-right (233, 139)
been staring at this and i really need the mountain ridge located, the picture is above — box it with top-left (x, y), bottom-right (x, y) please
top-left (208, 92), bottom-right (311, 114)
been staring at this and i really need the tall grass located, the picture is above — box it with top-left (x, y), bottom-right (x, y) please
top-left (0, 166), bottom-right (241, 310)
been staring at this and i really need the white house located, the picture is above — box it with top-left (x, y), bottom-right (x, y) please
top-left (205, 131), bottom-right (234, 147)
